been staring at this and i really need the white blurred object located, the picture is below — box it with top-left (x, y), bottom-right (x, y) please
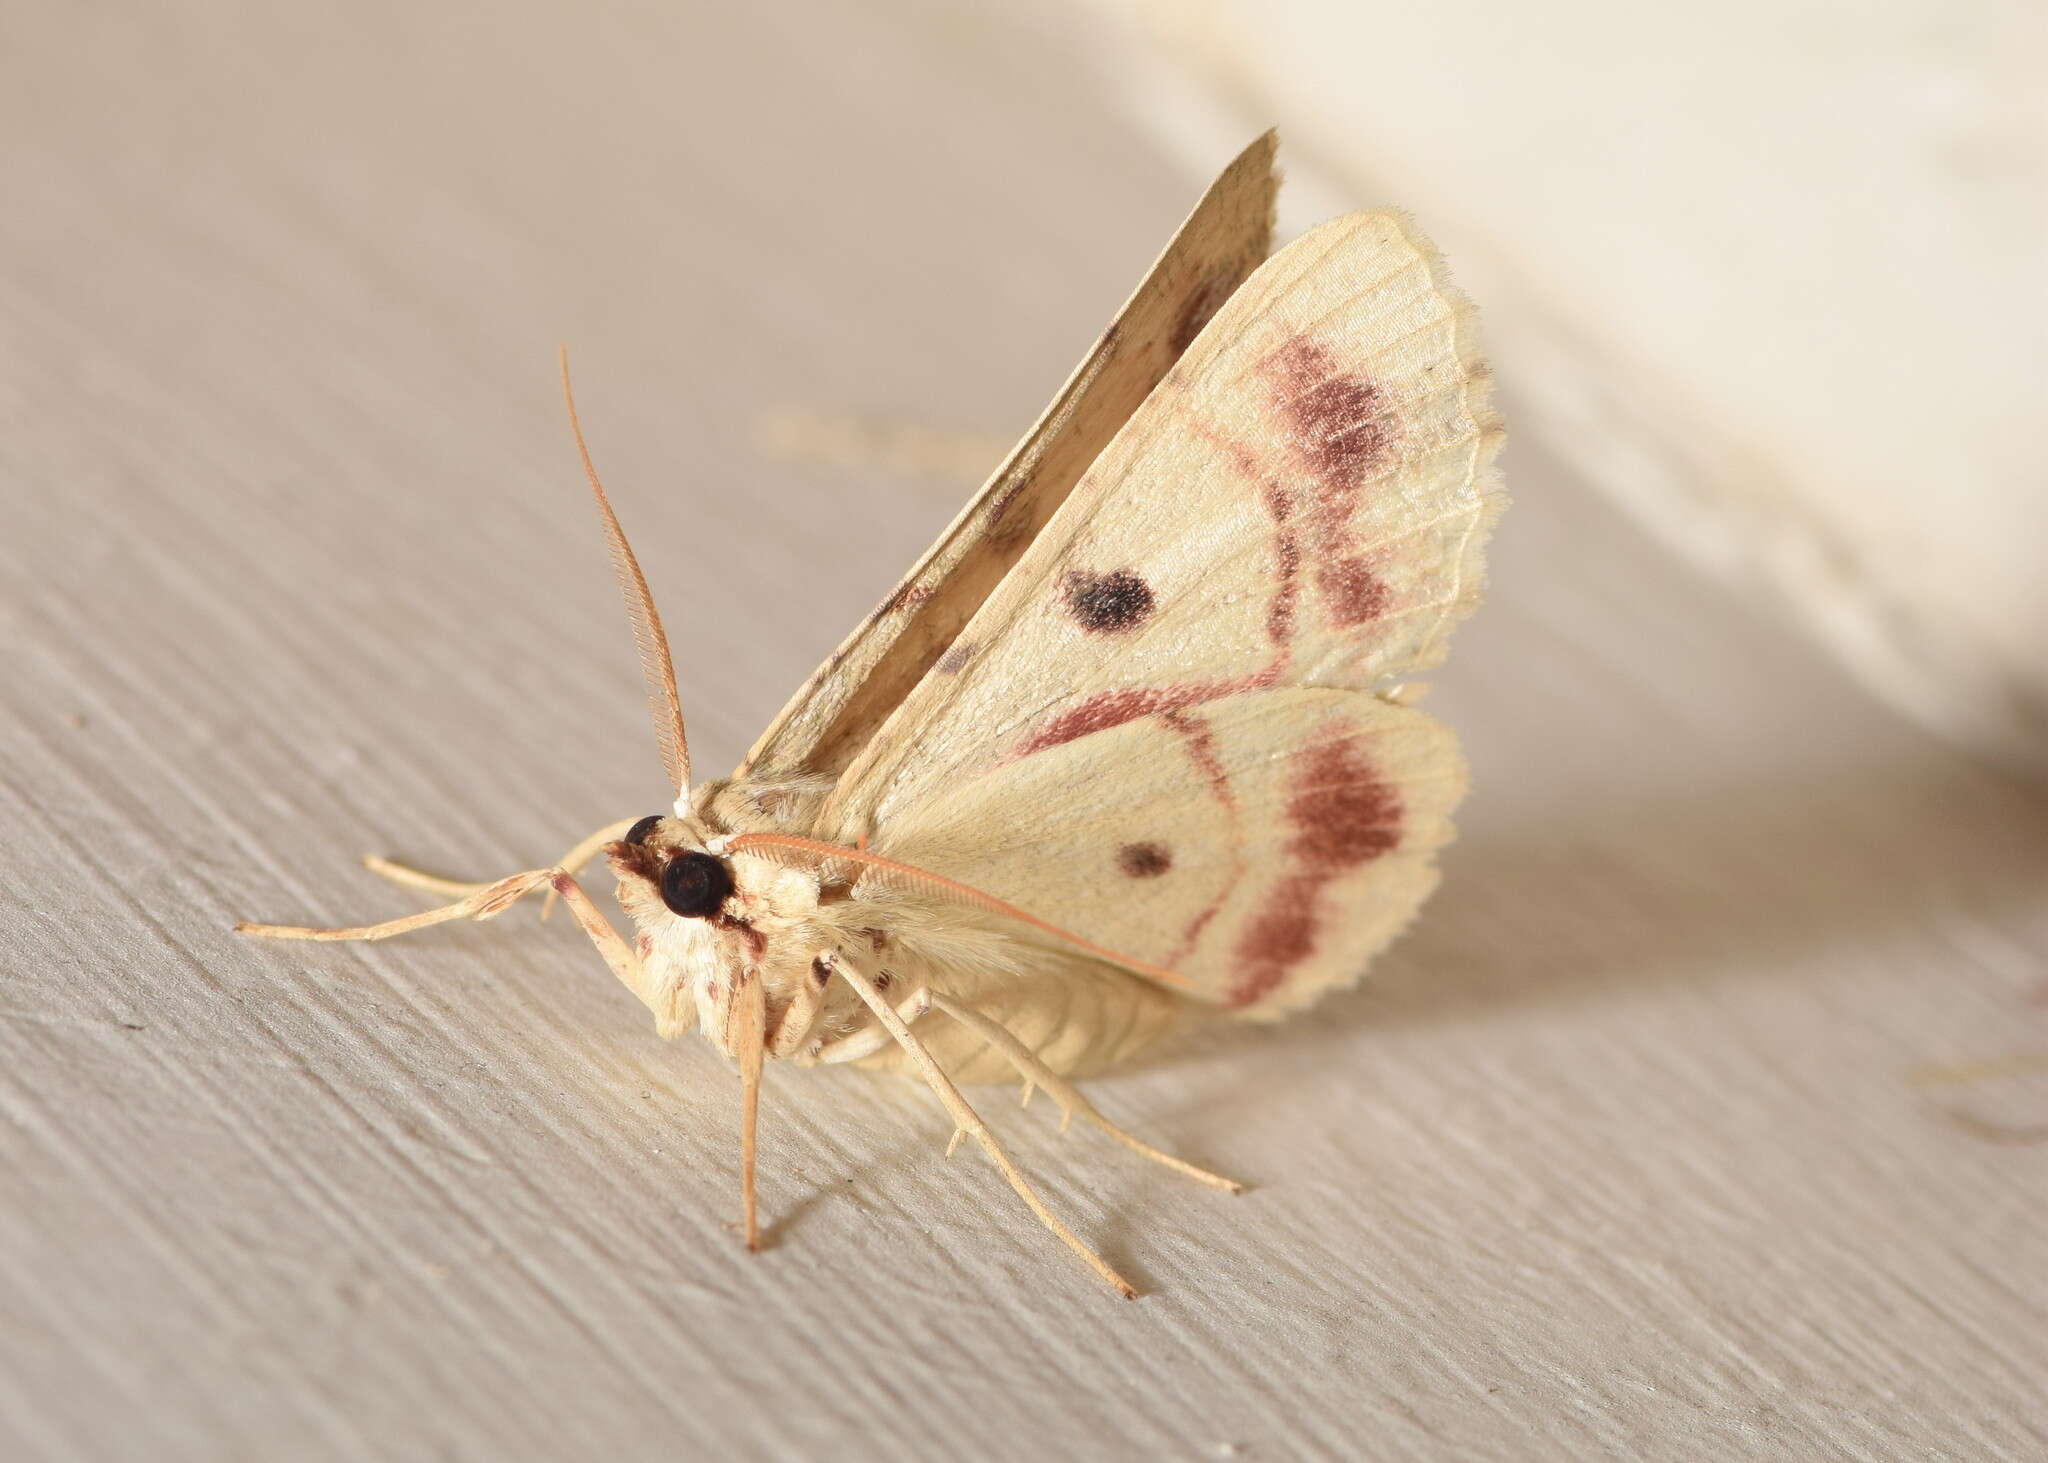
top-left (1086, 0), bottom-right (2047, 777)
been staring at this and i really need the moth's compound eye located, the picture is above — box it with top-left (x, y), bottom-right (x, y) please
top-left (623, 814), bottom-right (664, 846)
top-left (661, 851), bottom-right (733, 919)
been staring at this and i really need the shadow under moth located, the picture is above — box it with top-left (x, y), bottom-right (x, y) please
top-left (238, 133), bottom-right (1506, 1298)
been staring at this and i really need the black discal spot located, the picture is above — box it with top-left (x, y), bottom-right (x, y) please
top-left (623, 814), bottom-right (663, 845)
top-left (1117, 841), bottom-right (1172, 878)
top-left (1061, 569), bottom-right (1154, 634)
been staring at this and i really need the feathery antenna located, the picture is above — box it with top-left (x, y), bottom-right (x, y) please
top-left (559, 346), bottom-right (693, 809)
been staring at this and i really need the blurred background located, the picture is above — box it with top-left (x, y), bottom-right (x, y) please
top-left (3, 4), bottom-right (2042, 1460)
top-left (1099, 0), bottom-right (2046, 778)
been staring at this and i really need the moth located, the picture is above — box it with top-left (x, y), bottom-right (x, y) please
top-left (238, 134), bottom-right (1505, 1298)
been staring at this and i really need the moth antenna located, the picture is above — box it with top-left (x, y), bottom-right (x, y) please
top-left (559, 346), bottom-right (693, 809)
top-left (719, 833), bottom-right (1191, 989)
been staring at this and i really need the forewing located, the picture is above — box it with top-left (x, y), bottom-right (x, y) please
top-left (822, 209), bottom-right (1503, 843)
top-left (737, 134), bottom-right (1279, 782)
top-left (881, 690), bottom-right (1465, 1013)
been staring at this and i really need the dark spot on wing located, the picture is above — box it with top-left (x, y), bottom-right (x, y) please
top-left (1116, 841), bottom-right (1172, 878)
top-left (1061, 569), bottom-right (1155, 634)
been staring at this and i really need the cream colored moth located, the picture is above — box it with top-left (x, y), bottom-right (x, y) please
top-left (237, 133), bottom-right (1505, 1299)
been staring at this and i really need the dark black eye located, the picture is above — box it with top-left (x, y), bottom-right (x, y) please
top-left (661, 851), bottom-right (733, 919)
top-left (623, 814), bottom-right (664, 846)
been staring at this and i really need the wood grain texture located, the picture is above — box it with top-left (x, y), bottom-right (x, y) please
top-left (2, 4), bottom-right (2043, 1460)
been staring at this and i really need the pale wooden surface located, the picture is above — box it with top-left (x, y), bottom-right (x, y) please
top-left (3, 5), bottom-right (2043, 1461)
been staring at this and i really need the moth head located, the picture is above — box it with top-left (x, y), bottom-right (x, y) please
top-left (602, 814), bottom-right (828, 1045)
top-left (604, 814), bottom-right (736, 938)
top-left (613, 815), bottom-right (734, 917)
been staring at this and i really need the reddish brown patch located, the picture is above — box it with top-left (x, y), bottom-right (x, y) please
top-left (1261, 337), bottom-right (1400, 629)
top-left (1289, 738), bottom-right (1403, 868)
top-left (1159, 708), bottom-right (1233, 808)
top-left (1230, 883), bottom-right (1320, 1005)
top-left (1116, 842), bottom-right (1172, 878)
top-left (1267, 337), bottom-right (1397, 488)
top-left (1257, 479), bottom-right (1303, 646)
top-left (1061, 569), bottom-right (1155, 634)
top-left (1317, 557), bottom-right (1391, 625)
top-left (1228, 732), bottom-right (1403, 1007)
top-left (1013, 670), bottom-right (1275, 757)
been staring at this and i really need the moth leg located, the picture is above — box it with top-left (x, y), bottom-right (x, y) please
top-left (538, 817), bottom-right (647, 919)
top-left (733, 969), bottom-right (766, 1251)
top-left (927, 993), bottom-right (1243, 1193)
top-left (237, 868), bottom-right (658, 1009)
top-left (807, 987), bottom-right (932, 1065)
top-left (766, 960), bottom-right (841, 1060)
top-left (821, 954), bottom-right (1137, 1300)
top-left (358, 858), bottom-right (491, 900)
top-left (363, 817), bottom-right (640, 907)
